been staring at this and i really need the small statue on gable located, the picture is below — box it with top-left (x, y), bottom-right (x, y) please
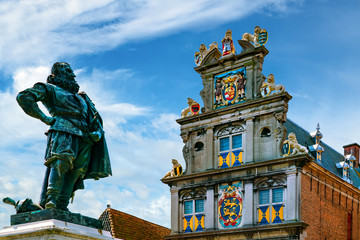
top-left (181, 98), bottom-right (201, 118)
top-left (236, 72), bottom-right (247, 100)
top-left (283, 132), bottom-right (308, 157)
top-left (163, 159), bottom-right (183, 178)
top-left (214, 79), bottom-right (224, 105)
top-left (260, 74), bottom-right (285, 97)
top-left (222, 29), bottom-right (235, 56)
top-left (242, 26), bottom-right (268, 47)
top-left (194, 42), bottom-right (219, 66)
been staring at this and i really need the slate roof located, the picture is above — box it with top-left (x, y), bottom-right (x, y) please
top-left (99, 208), bottom-right (171, 240)
top-left (284, 119), bottom-right (360, 188)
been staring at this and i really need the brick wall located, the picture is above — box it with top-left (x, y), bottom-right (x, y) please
top-left (301, 167), bottom-right (360, 240)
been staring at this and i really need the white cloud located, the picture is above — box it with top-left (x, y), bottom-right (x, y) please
top-left (0, 0), bottom-right (299, 71)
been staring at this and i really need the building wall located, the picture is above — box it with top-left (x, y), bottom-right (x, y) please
top-left (301, 166), bottom-right (360, 240)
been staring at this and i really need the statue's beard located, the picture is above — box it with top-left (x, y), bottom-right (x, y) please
top-left (47, 75), bottom-right (80, 93)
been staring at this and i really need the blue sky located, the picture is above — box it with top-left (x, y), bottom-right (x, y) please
top-left (0, 0), bottom-right (359, 228)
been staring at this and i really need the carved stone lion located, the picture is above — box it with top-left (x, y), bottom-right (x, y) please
top-left (181, 98), bottom-right (200, 118)
top-left (283, 132), bottom-right (308, 156)
top-left (163, 159), bottom-right (183, 179)
top-left (261, 74), bottom-right (285, 96)
top-left (242, 26), bottom-right (261, 46)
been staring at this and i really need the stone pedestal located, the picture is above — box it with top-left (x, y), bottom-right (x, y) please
top-left (0, 219), bottom-right (116, 240)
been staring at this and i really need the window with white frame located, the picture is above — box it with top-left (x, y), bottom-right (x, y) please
top-left (217, 125), bottom-right (244, 168)
top-left (258, 187), bottom-right (284, 225)
top-left (183, 199), bottom-right (205, 233)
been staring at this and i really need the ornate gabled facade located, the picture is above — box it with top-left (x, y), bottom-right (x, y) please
top-left (162, 28), bottom-right (360, 240)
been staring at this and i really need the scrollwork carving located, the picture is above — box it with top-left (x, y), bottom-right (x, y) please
top-left (217, 125), bottom-right (244, 137)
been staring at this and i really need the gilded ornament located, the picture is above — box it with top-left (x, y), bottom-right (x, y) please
top-left (221, 29), bottom-right (235, 56)
top-left (181, 98), bottom-right (201, 118)
top-left (242, 26), bottom-right (268, 47)
top-left (282, 132), bottom-right (308, 157)
top-left (163, 159), bottom-right (183, 178)
top-left (260, 74), bottom-right (285, 97)
top-left (194, 42), bottom-right (219, 66)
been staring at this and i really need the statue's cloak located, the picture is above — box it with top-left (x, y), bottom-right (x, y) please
top-left (39, 90), bottom-right (111, 206)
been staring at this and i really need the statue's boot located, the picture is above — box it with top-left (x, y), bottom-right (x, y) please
top-left (57, 171), bottom-right (80, 211)
top-left (45, 165), bottom-right (65, 209)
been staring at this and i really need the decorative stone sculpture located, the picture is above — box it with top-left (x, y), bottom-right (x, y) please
top-left (15, 62), bottom-right (112, 211)
top-left (260, 74), bottom-right (285, 97)
top-left (282, 132), bottom-right (308, 157)
top-left (3, 197), bottom-right (42, 214)
top-left (221, 29), bottom-right (235, 56)
top-left (181, 98), bottom-right (200, 118)
top-left (242, 26), bottom-right (268, 47)
top-left (163, 159), bottom-right (183, 178)
top-left (194, 42), bottom-right (218, 66)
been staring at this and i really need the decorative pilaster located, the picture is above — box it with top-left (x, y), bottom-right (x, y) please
top-left (204, 186), bottom-right (215, 230)
top-left (205, 127), bottom-right (214, 170)
top-left (246, 117), bottom-right (254, 163)
top-left (170, 187), bottom-right (180, 234)
top-left (286, 170), bottom-right (298, 221)
top-left (243, 180), bottom-right (254, 226)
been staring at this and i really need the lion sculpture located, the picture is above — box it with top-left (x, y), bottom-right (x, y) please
top-left (195, 42), bottom-right (219, 66)
top-left (163, 159), bottom-right (183, 178)
top-left (283, 132), bottom-right (308, 156)
top-left (181, 98), bottom-right (200, 118)
top-left (261, 74), bottom-right (285, 96)
top-left (242, 26), bottom-right (262, 46)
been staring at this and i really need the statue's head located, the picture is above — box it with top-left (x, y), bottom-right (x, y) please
top-left (254, 26), bottom-right (261, 34)
top-left (267, 74), bottom-right (275, 83)
top-left (288, 132), bottom-right (297, 142)
top-left (47, 62), bottom-right (79, 93)
top-left (172, 159), bottom-right (179, 165)
top-left (199, 43), bottom-right (207, 53)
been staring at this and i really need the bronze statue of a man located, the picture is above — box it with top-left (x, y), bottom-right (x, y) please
top-left (16, 62), bottom-right (111, 211)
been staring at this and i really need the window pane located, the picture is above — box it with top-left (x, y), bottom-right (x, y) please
top-left (184, 201), bottom-right (193, 214)
top-left (272, 188), bottom-right (283, 203)
top-left (195, 199), bottom-right (204, 213)
top-left (232, 134), bottom-right (242, 149)
top-left (259, 190), bottom-right (270, 205)
top-left (220, 137), bottom-right (230, 151)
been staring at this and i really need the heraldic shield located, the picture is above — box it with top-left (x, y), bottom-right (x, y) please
top-left (214, 68), bottom-right (246, 109)
top-left (282, 142), bottom-right (291, 157)
top-left (218, 181), bottom-right (243, 228)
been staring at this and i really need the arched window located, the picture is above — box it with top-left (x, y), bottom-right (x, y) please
top-left (216, 125), bottom-right (245, 169)
top-left (180, 188), bottom-right (206, 233)
top-left (254, 176), bottom-right (286, 225)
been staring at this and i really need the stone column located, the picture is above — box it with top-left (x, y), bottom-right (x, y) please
top-left (245, 65), bottom-right (254, 100)
top-left (205, 126), bottom-right (214, 170)
top-left (243, 180), bottom-right (254, 226)
top-left (286, 170), bottom-right (298, 221)
top-left (170, 187), bottom-right (180, 234)
top-left (246, 117), bottom-right (254, 163)
top-left (204, 186), bottom-right (215, 230)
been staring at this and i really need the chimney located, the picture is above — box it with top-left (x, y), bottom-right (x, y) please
top-left (343, 143), bottom-right (360, 168)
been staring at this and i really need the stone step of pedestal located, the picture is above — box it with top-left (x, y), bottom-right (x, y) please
top-left (11, 209), bottom-right (102, 229)
top-left (0, 219), bottom-right (119, 240)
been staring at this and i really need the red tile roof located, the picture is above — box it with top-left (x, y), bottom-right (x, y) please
top-left (99, 208), bottom-right (171, 240)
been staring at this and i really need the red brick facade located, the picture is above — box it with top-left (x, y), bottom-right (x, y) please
top-left (301, 165), bottom-right (360, 239)
top-left (343, 144), bottom-right (360, 169)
